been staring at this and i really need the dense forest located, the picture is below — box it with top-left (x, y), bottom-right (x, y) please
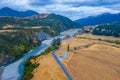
top-left (92, 22), bottom-right (120, 37)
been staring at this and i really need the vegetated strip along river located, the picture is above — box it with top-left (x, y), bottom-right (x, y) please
top-left (1, 29), bottom-right (80, 80)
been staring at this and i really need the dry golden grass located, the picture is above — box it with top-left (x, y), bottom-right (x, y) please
top-left (0, 30), bottom-right (19, 33)
top-left (32, 33), bottom-right (120, 80)
top-left (76, 33), bottom-right (120, 41)
top-left (2, 25), bottom-right (14, 29)
top-left (57, 34), bottom-right (120, 80)
top-left (60, 38), bottom-right (96, 50)
top-left (31, 53), bottom-right (67, 80)
top-left (67, 44), bottom-right (120, 80)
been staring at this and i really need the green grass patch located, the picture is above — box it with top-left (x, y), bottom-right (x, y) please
top-left (21, 57), bottom-right (39, 80)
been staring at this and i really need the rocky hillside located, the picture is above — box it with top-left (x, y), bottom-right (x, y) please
top-left (38, 30), bottom-right (52, 41)
top-left (0, 27), bottom-right (56, 66)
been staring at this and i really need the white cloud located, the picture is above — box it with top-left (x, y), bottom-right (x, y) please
top-left (0, 0), bottom-right (120, 20)
top-left (0, 0), bottom-right (30, 10)
top-left (30, 4), bottom-right (119, 20)
top-left (57, 0), bottom-right (96, 3)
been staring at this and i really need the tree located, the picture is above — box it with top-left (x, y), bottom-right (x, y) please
top-left (92, 23), bottom-right (120, 37)
top-left (67, 44), bottom-right (70, 52)
top-left (51, 38), bottom-right (61, 46)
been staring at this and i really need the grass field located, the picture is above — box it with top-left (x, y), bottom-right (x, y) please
top-left (57, 33), bottom-right (120, 80)
top-left (31, 53), bottom-right (67, 80)
top-left (32, 33), bottom-right (120, 80)
top-left (67, 44), bottom-right (120, 80)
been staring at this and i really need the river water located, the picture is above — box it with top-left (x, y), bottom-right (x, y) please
top-left (1, 29), bottom-right (80, 80)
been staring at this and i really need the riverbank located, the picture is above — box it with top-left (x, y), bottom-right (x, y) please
top-left (0, 28), bottom-right (42, 67)
top-left (29, 29), bottom-right (80, 80)
top-left (22, 46), bottom-right (60, 80)
top-left (1, 29), bottom-right (80, 80)
top-left (0, 67), bottom-right (4, 80)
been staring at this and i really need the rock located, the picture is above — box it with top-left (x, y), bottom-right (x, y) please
top-left (38, 30), bottom-right (52, 41)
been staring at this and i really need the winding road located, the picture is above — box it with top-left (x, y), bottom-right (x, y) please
top-left (52, 50), bottom-right (72, 80)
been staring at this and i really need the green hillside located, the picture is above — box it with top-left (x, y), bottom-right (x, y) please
top-left (0, 27), bottom-right (57, 66)
top-left (92, 22), bottom-right (120, 37)
top-left (0, 13), bottom-right (81, 32)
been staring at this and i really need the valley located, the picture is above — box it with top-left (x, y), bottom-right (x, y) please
top-left (28, 32), bottom-right (120, 80)
top-left (0, 4), bottom-right (120, 80)
top-left (0, 26), bottom-right (57, 66)
top-left (0, 10), bottom-right (80, 66)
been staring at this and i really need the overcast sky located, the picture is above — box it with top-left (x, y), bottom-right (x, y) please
top-left (0, 0), bottom-right (120, 20)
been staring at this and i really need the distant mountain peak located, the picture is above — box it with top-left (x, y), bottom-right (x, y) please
top-left (75, 12), bottom-right (120, 26)
top-left (102, 12), bottom-right (111, 15)
top-left (1, 7), bottom-right (16, 12)
top-left (97, 12), bottom-right (112, 17)
top-left (24, 10), bottom-right (38, 13)
top-left (1, 7), bottom-right (11, 10)
top-left (0, 7), bottom-right (39, 18)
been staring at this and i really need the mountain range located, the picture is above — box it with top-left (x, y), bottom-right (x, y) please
top-left (0, 7), bottom-right (39, 17)
top-left (0, 7), bottom-right (81, 65)
top-left (75, 13), bottom-right (120, 26)
top-left (0, 7), bottom-right (81, 32)
top-left (0, 7), bottom-right (120, 71)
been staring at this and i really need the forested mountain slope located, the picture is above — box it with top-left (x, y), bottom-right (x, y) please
top-left (75, 13), bottom-right (120, 26)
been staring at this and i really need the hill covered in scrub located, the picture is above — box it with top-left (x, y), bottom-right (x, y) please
top-left (92, 22), bottom-right (120, 37)
top-left (0, 13), bottom-right (81, 32)
top-left (0, 7), bottom-right (81, 66)
top-left (0, 27), bottom-right (57, 66)
top-left (83, 22), bottom-right (120, 37)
